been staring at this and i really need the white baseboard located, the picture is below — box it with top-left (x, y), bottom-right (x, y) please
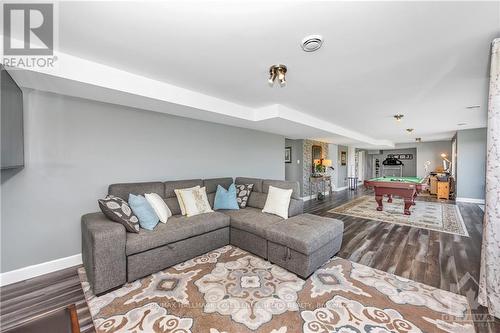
top-left (456, 197), bottom-right (486, 204)
top-left (334, 186), bottom-right (348, 192)
top-left (0, 254), bottom-right (82, 286)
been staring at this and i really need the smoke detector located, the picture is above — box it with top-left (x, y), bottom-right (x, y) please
top-left (301, 35), bottom-right (323, 52)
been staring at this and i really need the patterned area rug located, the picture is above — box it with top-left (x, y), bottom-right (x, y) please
top-left (79, 245), bottom-right (475, 333)
top-left (329, 195), bottom-right (469, 237)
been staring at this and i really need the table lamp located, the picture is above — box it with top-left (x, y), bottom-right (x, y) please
top-left (321, 159), bottom-right (332, 167)
top-left (322, 159), bottom-right (334, 171)
top-left (440, 153), bottom-right (450, 172)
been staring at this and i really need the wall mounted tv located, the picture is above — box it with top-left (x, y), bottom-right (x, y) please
top-left (1, 65), bottom-right (24, 169)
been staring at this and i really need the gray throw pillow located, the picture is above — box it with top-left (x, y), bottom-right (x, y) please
top-left (236, 184), bottom-right (254, 208)
top-left (98, 195), bottom-right (140, 233)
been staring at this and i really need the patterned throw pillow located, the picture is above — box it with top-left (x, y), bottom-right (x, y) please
top-left (174, 186), bottom-right (201, 216)
top-left (236, 184), bottom-right (254, 208)
top-left (179, 187), bottom-right (214, 217)
top-left (98, 195), bottom-right (140, 233)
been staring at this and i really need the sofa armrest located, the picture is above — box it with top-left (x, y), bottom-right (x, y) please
top-left (288, 199), bottom-right (304, 217)
top-left (81, 212), bottom-right (126, 295)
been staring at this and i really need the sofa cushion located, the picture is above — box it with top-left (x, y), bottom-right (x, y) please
top-left (108, 182), bottom-right (164, 201)
top-left (266, 214), bottom-right (344, 255)
top-left (223, 207), bottom-right (283, 238)
top-left (235, 177), bottom-right (263, 193)
top-left (203, 177), bottom-right (233, 194)
top-left (165, 197), bottom-right (182, 216)
top-left (263, 179), bottom-right (300, 199)
top-left (164, 179), bottom-right (203, 198)
top-left (125, 212), bottom-right (230, 255)
top-left (247, 192), bottom-right (267, 209)
top-left (288, 199), bottom-right (304, 217)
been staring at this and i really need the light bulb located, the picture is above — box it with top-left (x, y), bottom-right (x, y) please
top-left (268, 71), bottom-right (277, 86)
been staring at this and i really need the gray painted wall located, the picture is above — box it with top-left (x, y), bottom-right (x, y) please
top-left (328, 144), bottom-right (339, 188)
top-left (0, 90), bottom-right (285, 272)
top-left (414, 141), bottom-right (452, 178)
top-left (456, 128), bottom-right (487, 200)
top-left (371, 148), bottom-right (417, 177)
top-left (337, 145), bottom-right (348, 187)
top-left (380, 141), bottom-right (452, 178)
top-left (284, 139), bottom-right (304, 196)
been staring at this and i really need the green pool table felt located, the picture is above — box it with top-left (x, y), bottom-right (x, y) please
top-left (368, 177), bottom-right (425, 184)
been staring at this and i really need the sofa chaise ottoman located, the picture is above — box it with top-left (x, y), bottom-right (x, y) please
top-left (266, 213), bottom-right (344, 278)
top-left (223, 177), bottom-right (304, 259)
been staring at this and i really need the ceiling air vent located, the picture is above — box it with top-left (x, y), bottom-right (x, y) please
top-left (301, 35), bottom-right (323, 52)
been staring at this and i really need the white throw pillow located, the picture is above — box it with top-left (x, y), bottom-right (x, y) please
top-left (262, 186), bottom-right (293, 219)
top-left (174, 186), bottom-right (200, 215)
top-left (180, 187), bottom-right (214, 217)
top-left (145, 193), bottom-right (172, 223)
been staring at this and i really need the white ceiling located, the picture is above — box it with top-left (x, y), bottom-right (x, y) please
top-left (5, 1), bottom-right (499, 147)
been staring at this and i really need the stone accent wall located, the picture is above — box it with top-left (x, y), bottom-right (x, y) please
top-left (302, 140), bottom-right (329, 196)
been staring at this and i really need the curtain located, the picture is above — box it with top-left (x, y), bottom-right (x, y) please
top-left (478, 38), bottom-right (500, 319)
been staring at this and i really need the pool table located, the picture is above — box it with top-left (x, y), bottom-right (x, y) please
top-left (363, 176), bottom-right (428, 215)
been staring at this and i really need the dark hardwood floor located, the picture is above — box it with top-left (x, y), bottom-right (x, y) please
top-left (0, 266), bottom-right (93, 333)
top-left (0, 187), bottom-right (497, 332)
top-left (305, 187), bottom-right (498, 333)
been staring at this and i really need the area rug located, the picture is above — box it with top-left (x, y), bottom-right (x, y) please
top-left (329, 195), bottom-right (469, 237)
top-left (79, 245), bottom-right (475, 333)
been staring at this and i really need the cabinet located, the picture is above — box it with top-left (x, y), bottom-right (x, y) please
top-left (430, 176), bottom-right (438, 195)
top-left (437, 181), bottom-right (450, 200)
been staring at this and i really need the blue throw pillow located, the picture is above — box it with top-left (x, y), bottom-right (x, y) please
top-left (128, 194), bottom-right (159, 230)
top-left (214, 184), bottom-right (239, 210)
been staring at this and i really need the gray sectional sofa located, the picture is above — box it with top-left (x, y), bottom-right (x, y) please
top-left (82, 177), bottom-right (343, 295)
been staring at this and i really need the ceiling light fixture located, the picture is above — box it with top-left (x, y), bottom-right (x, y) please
top-left (466, 105), bottom-right (481, 109)
top-left (415, 138), bottom-right (422, 142)
top-left (268, 64), bottom-right (287, 87)
top-left (301, 35), bottom-right (323, 52)
top-left (406, 128), bottom-right (414, 133)
top-left (393, 114), bottom-right (404, 122)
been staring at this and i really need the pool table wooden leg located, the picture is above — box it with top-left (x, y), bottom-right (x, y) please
top-left (404, 198), bottom-right (413, 215)
top-left (412, 192), bottom-right (417, 205)
top-left (375, 195), bottom-right (383, 211)
top-left (387, 194), bottom-right (393, 203)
